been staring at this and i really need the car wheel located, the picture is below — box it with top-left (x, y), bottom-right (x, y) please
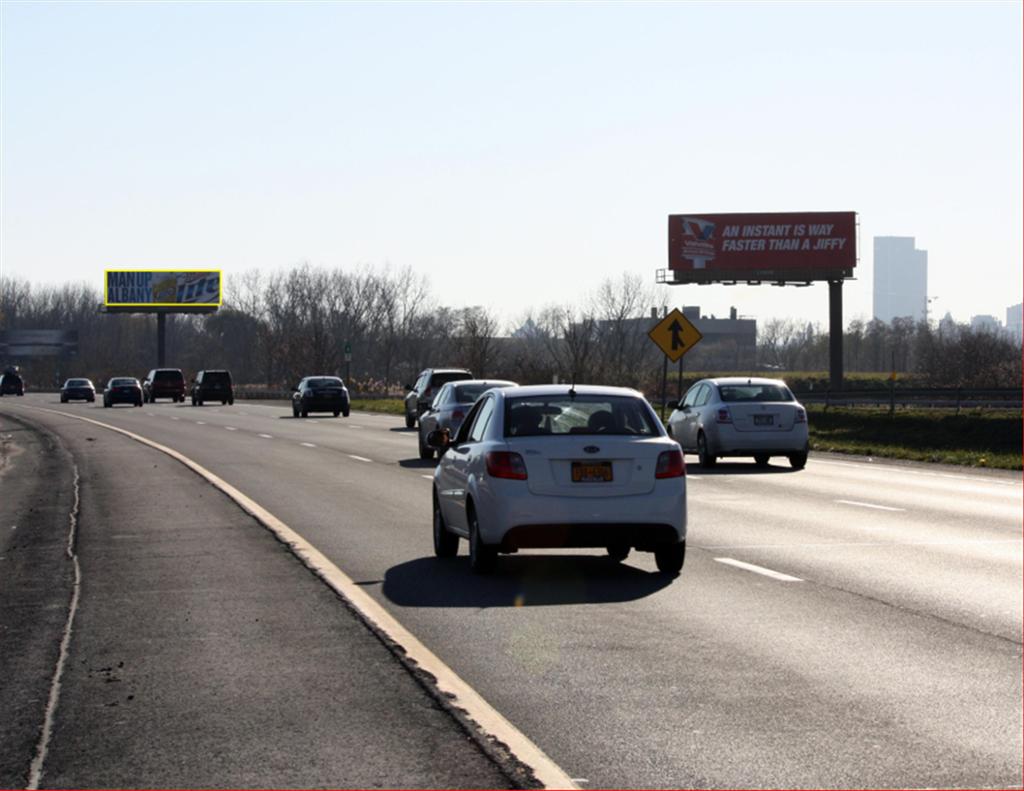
top-left (418, 432), bottom-right (434, 460)
top-left (468, 508), bottom-right (496, 574)
top-left (135, 400), bottom-right (142, 407)
top-left (342, 406), bottom-right (350, 417)
top-left (607, 543), bottom-right (630, 562)
top-left (333, 410), bottom-right (340, 417)
top-left (405, 413), bottom-right (416, 429)
top-left (61, 396), bottom-right (67, 403)
top-left (103, 400), bottom-right (110, 408)
top-left (789, 451), bottom-right (808, 470)
top-left (191, 397), bottom-right (196, 406)
top-left (754, 454), bottom-right (770, 467)
top-left (433, 493), bottom-right (459, 558)
top-left (292, 405), bottom-right (299, 418)
top-left (222, 400), bottom-right (227, 406)
top-left (697, 432), bottom-right (717, 468)
top-left (301, 409), bottom-right (308, 418)
top-left (654, 542), bottom-right (685, 576)
top-left (197, 398), bottom-right (204, 406)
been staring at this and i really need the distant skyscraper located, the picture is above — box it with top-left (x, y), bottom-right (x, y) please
top-left (970, 314), bottom-right (1001, 334)
top-left (873, 237), bottom-right (928, 323)
top-left (1006, 303), bottom-right (1022, 343)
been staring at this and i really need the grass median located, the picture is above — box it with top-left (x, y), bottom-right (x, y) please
top-left (352, 398), bottom-right (1023, 471)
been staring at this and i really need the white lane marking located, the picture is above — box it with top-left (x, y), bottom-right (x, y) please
top-left (225, 426), bottom-right (237, 431)
top-left (714, 557), bottom-right (803, 582)
top-left (814, 458), bottom-right (1020, 487)
top-left (347, 424), bottom-right (363, 429)
top-left (836, 499), bottom-right (905, 512)
top-left (196, 421), bottom-right (206, 425)
top-left (258, 433), bottom-right (273, 439)
top-left (348, 454), bottom-right (372, 463)
top-left (699, 538), bottom-right (1024, 550)
top-left (301, 442), bottom-right (316, 448)
top-left (421, 474), bottom-right (434, 480)
top-left (26, 406), bottom-right (577, 790)
top-left (171, 417), bottom-right (180, 421)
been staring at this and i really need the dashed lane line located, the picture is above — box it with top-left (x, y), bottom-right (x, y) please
top-left (225, 426), bottom-right (237, 431)
top-left (301, 442), bottom-right (317, 448)
top-left (257, 434), bottom-right (273, 439)
top-left (348, 454), bottom-right (373, 463)
top-left (836, 499), bottom-right (905, 512)
top-left (23, 405), bottom-right (576, 790)
top-left (714, 557), bottom-right (803, 582)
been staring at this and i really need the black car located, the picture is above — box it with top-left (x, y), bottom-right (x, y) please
top-left (143, 368), bottom-right (186, 403)
top-left (0, 371), bottom-right (24, 396)
top-left (61, 378), bottom-right (96, 403)
top-left (103, 377), bottom-right (143, 407)
top-left (292, 376), bottom-right (350, 418)
top-left (191, 369), bottom-right (234, 406)
top-left (403, 367), bottom-right (472, 428)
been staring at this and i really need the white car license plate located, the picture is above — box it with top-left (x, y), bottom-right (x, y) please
top-left (572, 461), bottom-right (613, 482)
top-left (754, 414), bottom-right (774, 426)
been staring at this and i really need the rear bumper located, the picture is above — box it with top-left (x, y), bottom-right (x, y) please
top-left (709, 424), bottom-right (808, 454)
top-left (499, 522), bottom-right (681, 552)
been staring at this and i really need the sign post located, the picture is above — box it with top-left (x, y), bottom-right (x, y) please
top-left (648, 309), bottom-right (703, 419)
top-left (344, 342), bottom-right (352, 383)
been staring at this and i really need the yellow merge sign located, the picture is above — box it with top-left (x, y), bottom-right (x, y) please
top-left (648, 308), bottom-right (703, 363)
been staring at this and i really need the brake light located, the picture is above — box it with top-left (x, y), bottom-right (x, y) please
top-left (485, 451), bottom-right (528, 480)
top-left (795, 408), bottom-right (807, 423)
top-left (423, 387), bottom-right (432, 400)
top-left (716, 407), bottom-right (733, 424)
top-left (656, 449), bottom-right (686, 478)
top-left (452, 409), bottom-right (464, 421)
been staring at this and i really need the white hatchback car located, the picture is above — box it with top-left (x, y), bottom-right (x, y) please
top-left (428, 385), bottom-right (687, 575)
top-left (667, 377), bottom-right (809, 469)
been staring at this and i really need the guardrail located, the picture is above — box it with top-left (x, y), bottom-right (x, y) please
top-left (792, 387), bottom-right (1021, 412)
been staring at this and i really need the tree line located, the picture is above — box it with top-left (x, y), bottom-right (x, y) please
top-left (1, 265), bottom-right (1019, 392)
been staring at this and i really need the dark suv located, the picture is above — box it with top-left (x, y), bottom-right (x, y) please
top-left (143, 368), bottom-right (186, 403)
top-left (191, 369), bottom-right (234, 406)
top-left (404, 367), bottom-right (472, 428)
top-left (0, 371), bottom-right (24, 396)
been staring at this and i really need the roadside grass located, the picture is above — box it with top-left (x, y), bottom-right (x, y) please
top-left (351, 398), bottom-right (1022, 471)
top-left (806, 405), bottom-right (1022, 470)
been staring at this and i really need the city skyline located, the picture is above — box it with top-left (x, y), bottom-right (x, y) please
top-left (1, 1), bottom-right (1021, 330)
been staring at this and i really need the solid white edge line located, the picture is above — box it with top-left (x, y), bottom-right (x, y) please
top-left (836, 499), bottom-right (905, 512)
top-left (25, 406), bottom-right (577, 790)
top-left (714, 557), bottom-right (803, 582)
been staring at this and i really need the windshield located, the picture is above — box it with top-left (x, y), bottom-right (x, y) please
top-left (504, 395), bottom-right (659, 437)
top-left (307, 377), bottom-right (343, 388)
top-left (154, 370), bottom-right (183, 382)
top-left (66, 379), bottom-right (91, 387)
top-left (718, 384), bottom-right (794, 403)
top-left (111, 378), bottom-right (138, 387)
top-left (453, 382), bottom-right (513, 404)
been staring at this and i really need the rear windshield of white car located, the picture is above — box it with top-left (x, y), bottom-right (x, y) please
top-left (718, 384), bottom-right (794, 402)
top-left (504, 395), bottom-right (659, 437)
top-left (453, 383), bottom-right (512, 404)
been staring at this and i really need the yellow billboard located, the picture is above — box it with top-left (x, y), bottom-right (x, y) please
top-left (104, 269), bottom-right (222, 308)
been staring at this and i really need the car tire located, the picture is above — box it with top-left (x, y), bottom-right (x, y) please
top-left (135, 400), bottom-right (142, 407)
top-left (654, 542), bottom-right (685, 576)
top-left (697, 432), bottom-right (717, 468)
top-left (405, 413), bottom-right (416, 429)
top-left (468, 508), bottom-right (496, 574)
top-left (301, 409), bottom-right (308, 418)
top-left (292, 405), bottom-right (299, 418)
top-left (789, 451), bottom-right (808, 470)
top-left (342, 406), bottom-right (350, 418)
top-left (61, 396), bottom-right (67, 403)
top-left (754, 454), bottom-right (770, 467)
top-left (229, 397), bottom-right (234, 405)
top-left (418, 432), bottom-right (434, 460)
top-left (607, 543), bottom-right (630, 562)
top-left (222, 400), bottom-right (227, 406)
top-left (103, 401), bottom-right (110, 408)
top-left (433, 493), bottom-right (459, 558)
top-left (198, 398), bottom-right (203, 406)
top-left (333, 410), bottom-right (340, 417)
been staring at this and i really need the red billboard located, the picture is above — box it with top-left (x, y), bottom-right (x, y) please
top-left (667, 211), bottom-right (857, 283)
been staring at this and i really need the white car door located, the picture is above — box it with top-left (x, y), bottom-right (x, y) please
top-left (436, 396), bottom-right (493, 533)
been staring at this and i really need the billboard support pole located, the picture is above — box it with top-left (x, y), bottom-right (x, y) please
top-left (157, 313), bottom-right (167, 368)
top-left (829, 279), bottom-right (843, 390)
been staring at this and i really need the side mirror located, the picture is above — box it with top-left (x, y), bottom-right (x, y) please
top-left (292, 384), bottom-right (300, 392)
top-left (426, 428), bottom-right (451, 451)
top-left (404, 383), bottom-right (414, 391)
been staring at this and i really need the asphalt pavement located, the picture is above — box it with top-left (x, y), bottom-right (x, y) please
top-left (0, 408), bottom-right (527, 789)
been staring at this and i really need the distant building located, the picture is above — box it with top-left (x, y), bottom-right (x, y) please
top-left (873, 236), bottom-right (927, 323)
top-left (970, 314), bottom-right (1001, 334)
top-left (1006, 303), bottom-right (1023, 343)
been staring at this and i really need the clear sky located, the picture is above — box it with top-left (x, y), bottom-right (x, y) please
top-left (2, 0), bottom-right (1021, 330)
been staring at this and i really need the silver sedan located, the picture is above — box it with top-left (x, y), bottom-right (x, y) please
top-left (667, 377), bottom-right (809, 469)
top-left (417, 379), bottom-right (517, 459)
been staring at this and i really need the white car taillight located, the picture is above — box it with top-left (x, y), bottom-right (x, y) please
top-left (485, 451), bottom-right (528, 480)
top-left (716, 407), bottom-right (733, 424)
top-left (795, 407), bottom-right (807, 423)
top-left (655, 449), bottom-right (686, 479)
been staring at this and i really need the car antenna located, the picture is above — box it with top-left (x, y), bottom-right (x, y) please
top-left (569, 373), bottom-right (577, 399)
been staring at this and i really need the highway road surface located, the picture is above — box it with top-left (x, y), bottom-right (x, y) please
top-left (2, 393), bottom-right (1021, 789)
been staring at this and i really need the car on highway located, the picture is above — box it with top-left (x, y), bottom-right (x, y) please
top-left (428, 384), bottom-right (687, 575)
top-left (60, 378), bottom-right (96, 403)
top-left (666, 376), bottom-right (809, 469)
top-left (292, 376), bottom-right (350, 418)
top-left (0, 370), bottom-right (25, 396)
top-left (191, 369), bottom-right (234, 406)
top-left (143, 368), bottom-right (187, 403)
top-left (103, 377), bottom-right (143, 407)
top-left (404, 367), bottom-right (473, 428)
top-left (417, 379), bottom-right (518, 460)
